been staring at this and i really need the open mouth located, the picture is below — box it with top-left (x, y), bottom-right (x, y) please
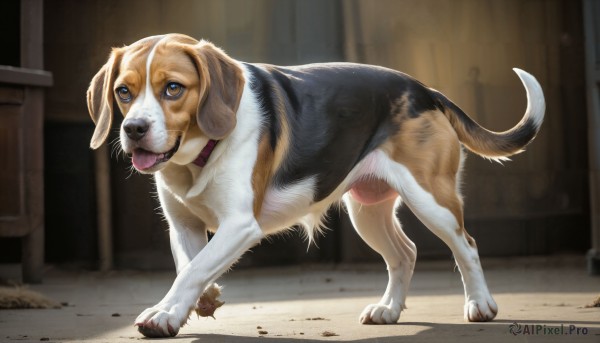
top-left (131, 137), bottom-right (181, 171)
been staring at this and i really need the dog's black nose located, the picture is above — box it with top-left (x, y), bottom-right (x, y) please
top-left (123, 118), bottom-right (150, 141)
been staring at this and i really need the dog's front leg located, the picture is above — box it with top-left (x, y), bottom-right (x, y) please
top-left (135, 215), bottom-right (263, 338)
top-left (170, 221), bottom-right (225, 319)
top-left (158, 187), bottom-right (223, 318)
top-left (158, 187), bottom-right (208, 274)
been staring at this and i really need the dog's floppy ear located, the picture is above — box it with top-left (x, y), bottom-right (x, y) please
top-left (186, 42), bottom-right (245, 140)
top-left (87, 49), bottom-right (123, 149)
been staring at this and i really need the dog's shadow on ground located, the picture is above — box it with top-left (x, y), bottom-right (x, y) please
top-left (158, 319), bottom-right (600, 342)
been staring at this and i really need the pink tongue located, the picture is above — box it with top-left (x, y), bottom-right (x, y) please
top-left (132, 149), bottom-right (159, 170)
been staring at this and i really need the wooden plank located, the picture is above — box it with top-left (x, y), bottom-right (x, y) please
top-left (20, 0), bottom-right (43, 69)
top-left (21, 86), bottom-right (45, 283)
top-left (0, 86), bottom-right (24, 105)
top-left (0, 66), bottom-right (53, 87)
top-left (0, 220), bottom-right (29, 236)
top-left (95, 144), bottom-right (114, 271)
top-left (583, 0), bottom-right (600, 275)
top-left (19, 0), bottom-right (45, 283)
top-left (0, 105), bottom-right (24, 218)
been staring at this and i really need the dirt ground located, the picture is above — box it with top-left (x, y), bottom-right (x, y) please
top-left (0, 255), bottom-right (599, 343)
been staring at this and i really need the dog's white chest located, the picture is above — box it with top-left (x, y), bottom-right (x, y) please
top-left (156, 166), bottom-right (220, 228)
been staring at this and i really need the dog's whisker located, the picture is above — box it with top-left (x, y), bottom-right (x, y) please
top-left (124, 164), bottom-right (138, 179)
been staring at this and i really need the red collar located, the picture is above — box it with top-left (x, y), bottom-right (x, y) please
top-left (192, 139), bottom-right (219, 167)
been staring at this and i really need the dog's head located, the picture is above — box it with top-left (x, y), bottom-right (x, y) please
top-left (87, 34), bottom-right (245, 173)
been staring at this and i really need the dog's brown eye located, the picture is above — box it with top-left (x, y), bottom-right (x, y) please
top-left (164, 82), bottom-right (184, 99)
top-left (116, 86), bottom-right (132, 103)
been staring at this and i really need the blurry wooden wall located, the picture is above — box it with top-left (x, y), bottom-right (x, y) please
top-left (339, 0), bottom-right (588, 260)
top-left (33, 0), bottom-right (588, 268)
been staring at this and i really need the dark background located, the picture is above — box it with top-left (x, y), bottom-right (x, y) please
top-left (0, 0), bottom-right (591, 270)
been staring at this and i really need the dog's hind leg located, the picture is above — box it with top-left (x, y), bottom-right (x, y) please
top-left (381, 111), bottom-right (498, 322)
top-left (387, 160), bottom-right (498, 322)
top-left (343, 190), bottom-right (416, 324)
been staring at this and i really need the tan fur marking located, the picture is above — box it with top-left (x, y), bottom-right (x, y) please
top-left (250, 87), bottom-right (292, 217)
top-left (88, 37), bottom-right (162, 148)
top-left (252, 136), bottom-right (275, 217)
top-left (183, 41), bottom-right (245, 140)
top-left (112, 37), bottom-right (164, 119)
top-left (149, 41), bottom-right (203, 147)
top-left (271, 87), bottom-right (291, 173)
top-left (383, 110), bottom-right (465, 230)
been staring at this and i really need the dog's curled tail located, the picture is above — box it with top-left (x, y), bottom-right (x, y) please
top-left (433, 68), bottom-right (545, 161)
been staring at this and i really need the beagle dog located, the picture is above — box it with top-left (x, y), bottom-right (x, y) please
top-left (87, 34), bottom-right (545, 338)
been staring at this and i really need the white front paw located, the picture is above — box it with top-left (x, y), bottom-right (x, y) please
top-left (464, 297), bottom-right (498, 322)
top-left (135, 305), bottom-right (186, 338)
top-left (359, 303), bottom-right (401, 324)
